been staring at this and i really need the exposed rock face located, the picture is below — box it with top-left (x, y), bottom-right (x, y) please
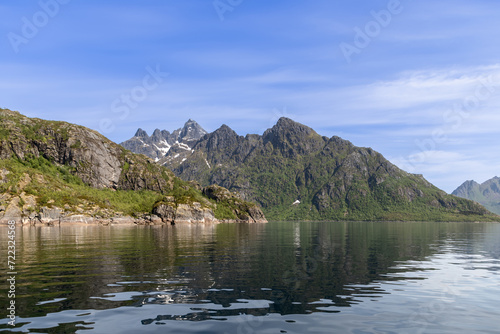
top-left (120, 119), bottom-right (207, 161)
top-left (152, 199), bottom-right (176, 224)
top-left (453, 177), bottom-right (500, 215)
top-left (202, 185), bottom-right (267, 223)
top-left (173, 203), bottom-right (217, 224)
top-left (151, 186), bottom-right (267, 224)
top-left (0, 109), bottom-right (173, 192)
top-left (0, 120), bottom-right (120, 189)
top-left (243, 205), bottom-right (267, 223)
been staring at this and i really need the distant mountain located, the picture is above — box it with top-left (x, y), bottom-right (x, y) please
top-left (150, 117), bottom-right (495, 221)
top-left (120, 119), bottom-right (207, 161)
top-left (0, 109), bottom-right (266, 224)
top-left (452, 177), bottom-right (500, 215)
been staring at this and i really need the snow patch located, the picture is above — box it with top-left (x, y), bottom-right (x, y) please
top-left (179, 143), bottom-right (191, 150)
top-left (205, 159), bottom-right (211, 169)
top-left (159, 139), bottom-right (170, 147)
top-left (153, 144), bottom-right (170, 155)
top-left (137, 138), bottom-right (149, 147)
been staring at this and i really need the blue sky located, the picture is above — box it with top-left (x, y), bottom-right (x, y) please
top-left (1, 0), bottom-right (499, 192)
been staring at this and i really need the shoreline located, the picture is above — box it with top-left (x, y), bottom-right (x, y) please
top-left (0, 215), bottom-right (267, 226)
top-left (1, 218), bottom-right (497, 226)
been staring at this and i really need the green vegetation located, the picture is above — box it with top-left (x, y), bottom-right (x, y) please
top-left (0, 157), bottom-right (163, 216)
top-left (0, 154), bottom-right (257, 220)
top-left (213, 203), bottom-right (238, 220)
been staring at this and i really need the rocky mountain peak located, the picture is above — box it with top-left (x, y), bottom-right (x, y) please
top-left (151, 129), bottom-right (163, 141)
top-left (452, 177), bottom-right (500, 215)
top-left (215, 124), bottom-right (237, 136)
top-left (134, 128), bottom-right (149, 138)
top-left (272, 117), bottom-right (316, 133)
top-left (263, 117), bottom-right (324, 157)
top-left (180, 119), bottom-right (207, 142)
top-left (452, 180), bottom-right (480, 198)
top-left (121, 120), bottom-right (208, 161)
top-left (202, 124), bottom-right (240, 153)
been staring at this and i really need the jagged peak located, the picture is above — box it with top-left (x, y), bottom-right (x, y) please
top-left (267, 117), bottom-right (318, 136)
top-left (214, 124), bottom-right (237, 136)
top-left (134, 128), bottom-right (149, 138)
top-left (183, 118), bottom-right (202, 128)
top-left (263, 117), bottom-right (322, 148)
top-left (276, 117), bottom-right (298, 126)
top-left (151, 129), bottom-right (163, 141)
top-left (180, 119), bottom-right (207, 141)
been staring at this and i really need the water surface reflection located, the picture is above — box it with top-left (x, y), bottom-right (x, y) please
top-left (1, 222), bottom-right (498, 333)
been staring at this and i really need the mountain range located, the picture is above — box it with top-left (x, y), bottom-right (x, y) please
top-left (120, 119), bottom-right (207, 162)
top-left (122, 117), bottom-right (497, 221)
top-left (452, 177), bottom-right (500, 215)
top-left (0, 109), bottom-right (266, 225)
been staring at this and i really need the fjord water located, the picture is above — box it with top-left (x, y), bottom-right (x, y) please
top-left (1, 222), bottom-right (499, 334)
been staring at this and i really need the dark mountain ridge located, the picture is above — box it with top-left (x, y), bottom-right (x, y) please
top-left (155, 117), bottom-right (496, 221)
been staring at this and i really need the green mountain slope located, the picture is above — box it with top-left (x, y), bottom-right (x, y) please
top-left (0, 108), bottom-right (266, 224)
top-left (452, 177), bottom-right (500, 215)
top-left (161, 118), bottom-right (497, 221)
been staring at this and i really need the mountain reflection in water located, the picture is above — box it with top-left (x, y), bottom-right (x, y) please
top-left (1, 221), bottom-right (499, 333)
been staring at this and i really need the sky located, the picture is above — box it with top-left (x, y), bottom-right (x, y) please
top-left (1, 0), bottom-right (499, 193)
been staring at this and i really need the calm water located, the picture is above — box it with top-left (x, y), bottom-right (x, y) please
top-left (1, 222), bottom-right (499, 334)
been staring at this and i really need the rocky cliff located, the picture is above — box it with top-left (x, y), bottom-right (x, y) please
top-left (452, 177), bottom-right (500, 215)
top-left (0, 108), bottom-right (266, 225)
top-left (157, 117), bottom-right (496, 221)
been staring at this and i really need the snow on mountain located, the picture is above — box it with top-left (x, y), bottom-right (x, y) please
top-left (120, 119), bottom-right (207, 161)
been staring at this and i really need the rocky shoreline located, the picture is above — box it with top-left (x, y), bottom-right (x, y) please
top-left (0, 206), bottom-right (267, 227)
top-left (0, 199), bottom-right (267, 226)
